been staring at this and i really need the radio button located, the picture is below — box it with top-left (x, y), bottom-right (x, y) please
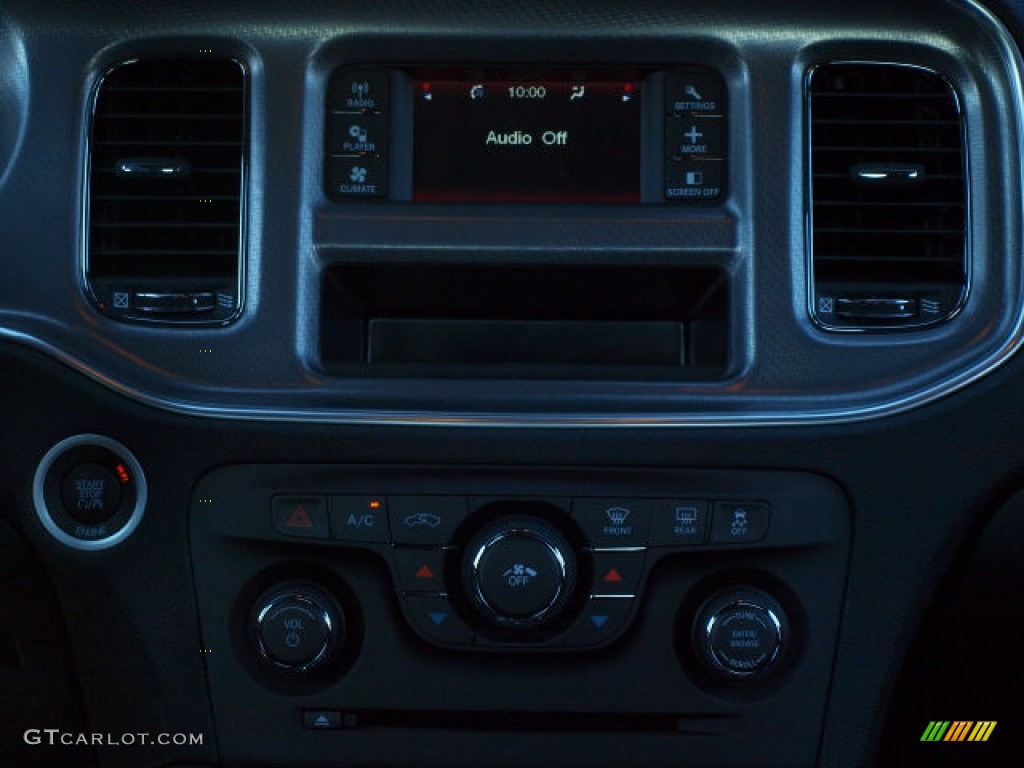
top-left (326, 156), bottom-right (388, 199)
top-left (328, 70), bottom-right (390, 114)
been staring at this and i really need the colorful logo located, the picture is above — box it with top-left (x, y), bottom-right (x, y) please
top-left (920, 721), bottom-right (997, 742)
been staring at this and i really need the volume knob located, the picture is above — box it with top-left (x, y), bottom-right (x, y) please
top-left (251, 582), bottom-right (343, 673)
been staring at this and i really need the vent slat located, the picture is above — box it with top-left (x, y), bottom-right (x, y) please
top-left (812, 145), bottom-right (962, 154)
top-left (86, 59), bottom-right (245, 323)
top-left (93, 195), bottom-right (241, 202)
top-left (813, 119), bottom-right (960, 126)
top-left (92, 223), bottom-right (239, 230)
top-left (93, 140), bottom-right (243, 148)
top-left (809, 63), bottom-right (966, 329)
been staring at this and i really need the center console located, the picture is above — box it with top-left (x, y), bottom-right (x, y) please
top-left (191, 466), bottom-right (848, 767)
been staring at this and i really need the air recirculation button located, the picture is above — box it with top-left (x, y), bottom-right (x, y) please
top-left (464, 516), bottom-right (577, 631)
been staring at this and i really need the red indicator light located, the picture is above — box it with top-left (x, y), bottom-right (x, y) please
top-left (115, 464), bottom-right (131, 484)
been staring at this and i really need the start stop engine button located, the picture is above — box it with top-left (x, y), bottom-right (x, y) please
top-left (60, 463), bottom-right (122, 524)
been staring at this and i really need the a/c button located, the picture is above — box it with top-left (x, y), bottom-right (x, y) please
top-left (330, 496), bottom-right (390, 543)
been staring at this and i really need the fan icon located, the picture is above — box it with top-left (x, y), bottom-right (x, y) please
top-left (349, 166), bottom-right (368, 183)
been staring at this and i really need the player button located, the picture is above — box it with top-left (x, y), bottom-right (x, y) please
top-left (326, 113), bottom-right (390, 156)
top-left (272, 497), bottom-right (328, 539)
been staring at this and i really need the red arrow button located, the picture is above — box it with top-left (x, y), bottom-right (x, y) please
top-left (603, 568), bottom-right (624, 583)
top-left (415, 565), bottom-right (436, 580)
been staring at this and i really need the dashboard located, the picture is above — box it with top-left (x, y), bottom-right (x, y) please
top-left (2, 1), bottom-right (1024, 766)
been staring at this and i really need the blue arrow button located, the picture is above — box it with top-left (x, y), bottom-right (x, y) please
top-left (429, 612), bottom-right (448, 626)
top-left (590, 614), bottom-right (610, 628)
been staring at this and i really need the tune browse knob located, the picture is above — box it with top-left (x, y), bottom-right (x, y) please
top-left (694, 587), bottom-right (787, 678)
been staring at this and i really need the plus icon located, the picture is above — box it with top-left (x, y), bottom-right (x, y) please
top-left (684, 125), bottom-right (704, 144)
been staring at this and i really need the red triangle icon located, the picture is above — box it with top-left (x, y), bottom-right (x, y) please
top-left (415, 565), bottom-right (436, 580)
top-left (286, 505), bottom-right (314, 529)
top-left (603, 568), bottom-right (624, 583)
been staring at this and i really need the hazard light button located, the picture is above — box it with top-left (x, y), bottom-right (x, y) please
top-left (272, 497), bottom-right (328, 539)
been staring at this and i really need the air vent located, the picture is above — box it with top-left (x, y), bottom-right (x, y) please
top-left (86, 59), bottom-right (245, 324)
top-left (808, 63), bottom-right (966, 330)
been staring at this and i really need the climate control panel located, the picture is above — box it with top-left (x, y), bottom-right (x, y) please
top-left (247, 489), bottom-right (783, 652)
top-left (190, 466), bottom-right (848, 768)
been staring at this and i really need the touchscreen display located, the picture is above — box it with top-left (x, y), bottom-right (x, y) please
top-left (412, 77), bottom-right (642, 203)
